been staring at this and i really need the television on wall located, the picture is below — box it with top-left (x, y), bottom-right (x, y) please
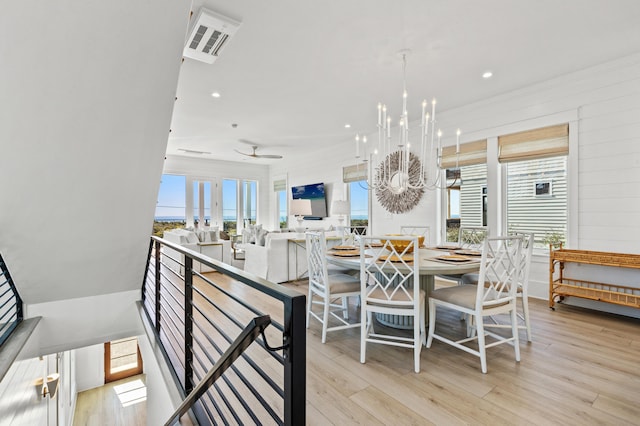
top-left (291, 182), bottom-right (327, 220)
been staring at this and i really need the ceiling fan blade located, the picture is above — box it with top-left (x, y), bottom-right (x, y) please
top-left (234, 148), bottom-right (254, 157)
top-left (238, 138), bottom-right (262, 147)
top-left (235, 145), bottom-right (283, 159)
top-left (178, 148), bottom-right (211, 155)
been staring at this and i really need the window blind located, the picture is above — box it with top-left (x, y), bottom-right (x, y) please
top-left (498, 123), bottom-right (569, 163)
top-left (343, 164), bottom-right (368, 183)
top-left (273, 178), bottom-right (286, 192)
top-left (440, 140), bottom-right (487, 169)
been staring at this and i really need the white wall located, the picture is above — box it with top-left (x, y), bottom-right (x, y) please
top-left (0, 2), bottom-right (190, 300)
top-left (138, 333), bottom-right (181, 426)
top-left (0, 356), bottom-right (48, 425)
top-left (74, 344), bottom-right (105, 393)
top-left (24, 291), bottom-right (142, 356)
top-left (0, 351), bottom-right (74, 426)
top-left (271, 52), bottom-right (640, 316)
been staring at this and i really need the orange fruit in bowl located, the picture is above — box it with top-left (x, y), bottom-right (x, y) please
top-left (381, 234), bottom-right (425, 253)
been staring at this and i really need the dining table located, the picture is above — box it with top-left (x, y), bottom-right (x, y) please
top-left (327, 245), bottom-right (483, 329)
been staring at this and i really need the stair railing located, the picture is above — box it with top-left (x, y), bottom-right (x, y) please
top-left (142, 236), bottom-right (305, 425)
top-left (0, 253), bottom-right (23, 347)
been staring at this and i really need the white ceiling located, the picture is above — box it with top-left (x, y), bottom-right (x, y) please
top-left (168, 0), bottom-right (640, 164)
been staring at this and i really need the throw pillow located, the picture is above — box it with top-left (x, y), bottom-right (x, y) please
top-left (185, 232), bottom-right (199, 244)
top-left (256, 229), bottom-right (269, 246)
top-left (196, 230), bottom-right (206, 242)
top-left (219, 230), bottom-right (229, 240)
top-left (242, 224), bottom-right (255, 244)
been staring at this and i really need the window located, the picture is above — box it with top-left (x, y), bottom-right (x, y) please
top-left (349, 181), bottom-right (368, 227)
top-left (154, 174), bottom-right (186, 236)
top-left (242, 180), bottom-right (257, 228)
top-left (441, 140), bottom-right (487, 242)
top-left (222, 178), bottom-right (258, 235)
top-left (506, 157), bottom-right (567, 249)
top-left (193, 180), bottom-right (212, 227)
top-left (445, 164), bottom-right (487, 242)
top-left (481, 186), bottom-right (488, 227)
top-left (104, 337), bottom-right (143, 383)
top-left (343, 164), bottom-right (369, 227)
top-left (273, 178), bottom-right (287, 229)
top-left (222, 179), bottom-right (238, 234)
top-left (500, 123), bottom-right (569, 250)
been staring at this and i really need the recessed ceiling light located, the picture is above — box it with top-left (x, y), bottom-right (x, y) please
top-left (211, 92), bottom-right (221, 98)
top-left (344, 124), bottom-right (351, 128)
top-left (482, 71), bottom-right (493, 79)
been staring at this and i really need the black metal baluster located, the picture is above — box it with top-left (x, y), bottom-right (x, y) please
top-left (155, 240), bottom-right (161, 332)
top-left (184, 256), bottom-right (194, 395)
top-left (283, 295), bottom-right (305, 426)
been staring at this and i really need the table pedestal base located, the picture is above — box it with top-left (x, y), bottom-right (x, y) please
top-left (374, 274), bottom-right (435, 329)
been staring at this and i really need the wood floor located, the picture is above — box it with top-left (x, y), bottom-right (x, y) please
top-left (281, 278), bottom-right (640, 425)
top-left (73, 375), bottom-right (146, 426)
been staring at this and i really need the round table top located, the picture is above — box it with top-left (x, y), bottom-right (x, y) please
top-left (327, 247), bottom-right (482, 276)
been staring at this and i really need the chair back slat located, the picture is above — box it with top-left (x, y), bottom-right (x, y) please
top-left (458, 226), bottom-right (488, 249)
top-left (360, 236), bottom-right (420, 305)
top-left (514, 232), bottom-right (534, 288)
top-left (476, 236), bottom-right (522, 309)
top-left (306, 231), bottom-right (329, 295)
top-left (400, 226), bottom-right (430, 246)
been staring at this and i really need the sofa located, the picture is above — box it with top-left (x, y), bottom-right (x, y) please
top-left (163, 228), bottom-right (231, 274)
top-left (238, 229), bottom-right (342, 283)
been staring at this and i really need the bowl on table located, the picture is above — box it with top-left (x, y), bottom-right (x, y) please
top-left (380, 234), bottom-right (425, 253)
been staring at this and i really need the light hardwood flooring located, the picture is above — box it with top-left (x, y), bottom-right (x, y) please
top-left (73, 375), bottom-right (146, 426)
top-left (281, 277), bottom-right (640, 425)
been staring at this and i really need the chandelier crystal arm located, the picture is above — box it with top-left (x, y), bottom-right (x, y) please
top-left (357, 50), bottom-right (459, 200)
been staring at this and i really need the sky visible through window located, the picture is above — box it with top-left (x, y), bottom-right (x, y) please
top-left (350, 181), bottom-right (368, 219)
top-left (155, 174), bottom-right (186, 220)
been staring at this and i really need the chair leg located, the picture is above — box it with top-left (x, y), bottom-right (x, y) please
top-left (342, 296), bottom-right (349, 319)
top-left (360, 304), bottom-right (367, 364)
top-left (414, 307), bottom-right (421, 373)
top-left (306, 288), bottom-right (313, 329)
top-left (521, 292), bottom-right (532, 342)
top-left (511, 306), bottom-right (521, 362)
top-left (420, 299), bottom-right (426, 346)
top-left (426, 299), bottom-right (436, 348)
top-left (321, 295), bottom-right (330, 343)
top-left (476, 314), bottom-right (487, 374)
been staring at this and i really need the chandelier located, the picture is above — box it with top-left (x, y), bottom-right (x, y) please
top-left (355, 51), bottom-right (460, 203)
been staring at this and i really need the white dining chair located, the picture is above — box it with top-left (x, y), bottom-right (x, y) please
top-left (426, 235), bottom-right (522, 373)
top-left (359, 235), bottom-right (425, 373)
top-left (437, 225), bottom-right (488, 285)
top-left (306, 231), bottom-right (361, 343)
top-left (341, 225), bottom-right (367, 245)
top-left (400, 225), bottom-right (430, 247)
top-left (461, 232), bottom-right (534, 341)
top-left (457, 225), bottom-right (488, 249)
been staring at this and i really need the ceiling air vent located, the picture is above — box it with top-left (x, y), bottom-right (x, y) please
top-left (183, 8), bottom-right (241, 64)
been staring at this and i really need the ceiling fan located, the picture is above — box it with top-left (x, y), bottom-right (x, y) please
top-left (234, 145), bottom-right (283, 159)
